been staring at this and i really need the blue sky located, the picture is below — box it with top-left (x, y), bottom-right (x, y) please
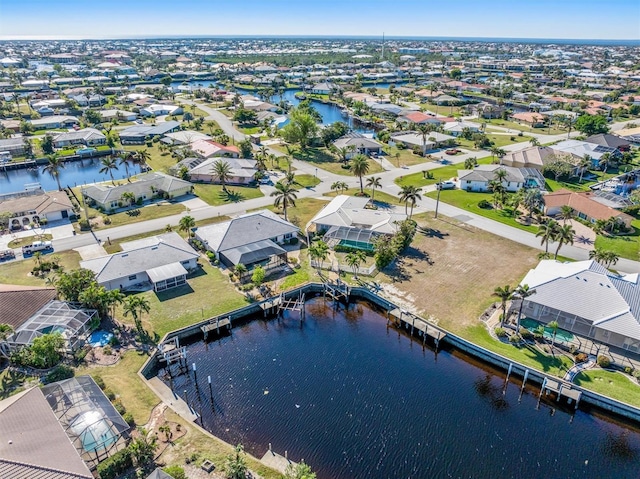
top-left (0, 0), bottom-right (639, 40)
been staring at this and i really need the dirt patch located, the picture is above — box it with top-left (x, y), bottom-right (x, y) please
top-left (377, 214), bottom-right (539, 333)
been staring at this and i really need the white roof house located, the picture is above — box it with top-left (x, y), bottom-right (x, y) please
top-left (457, 164), bottom-right (545, 192)
top-left (139, 104), bottom-right (183, 117)
top-left (80, 232), bottom-right (199, 292)
top-left (517, 260), bottom-right (640, 352)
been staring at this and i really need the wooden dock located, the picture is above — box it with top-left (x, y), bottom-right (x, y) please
top-left (260, 448), bottom-right (298, 474)
top-left (277, 291), bottom-right (305, 321)
top-left (539, 377), bottom-right (582, 409)
top-left (157, 337), bottom-right (187, 365)
top-left (388, 308), bottom-right (446, 348)
top-left (260, 296), bottom-right (282, 317)
top-left (201, 317), bottom-right (232, 339)
top-left (323, 281), bottom-right (350, 303)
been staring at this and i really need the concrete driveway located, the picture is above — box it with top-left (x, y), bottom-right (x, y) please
top-left (75, 244), bottom-right (108, 260)
top-left (569, 219), bottom-right (596, 251)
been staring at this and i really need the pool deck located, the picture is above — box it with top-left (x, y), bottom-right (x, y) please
top-left (147, 377), bottom-right (198, 422)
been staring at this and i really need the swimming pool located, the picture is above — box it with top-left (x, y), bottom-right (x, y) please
top-left (521, 318), bottom-right (574, 342)
top-left (70, 410), bottom-right (118, 453)
top-left (89, 330), bottom-right (113, 347)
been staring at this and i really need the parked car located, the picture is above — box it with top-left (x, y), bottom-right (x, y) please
top-left (22, 241), bottom-right (53, 255)
top-left (0, 250), bottom-right (15, 261)
top-left (445, 149), bottom-right (461, 155)
top-left (437, 181), bottom-right (456, 190)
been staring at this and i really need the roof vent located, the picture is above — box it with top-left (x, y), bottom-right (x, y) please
top-left (121, 254), bottom-right (128, 258)
top-left (151, 246), bottom-right (158, 250)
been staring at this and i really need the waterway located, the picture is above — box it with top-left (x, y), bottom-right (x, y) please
top-left (162, 299), bottom-right (640, 479)
top-left (0, 158), bottom-right (141, 195)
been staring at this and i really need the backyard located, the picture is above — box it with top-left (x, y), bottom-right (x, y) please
top-left (272, 145), bottom-right (385, 176)
top-left (395, 156), bottom-right (492, 188)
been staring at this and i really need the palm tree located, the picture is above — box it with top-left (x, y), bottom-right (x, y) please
top-left (366, 176), bottom-right (382, 201)
top-left (490, 146), bottom-right (506, 163)
top-left (99, 156), bottom-right (119, 185)
top-left (43, 154), bottom-right (65, 191)
top-left (330, 181), bottom-right (348, 194)
top-left (559, 205), bottom-right (574, 224)
top-left (589, 247), bottom-right (620, 268)
top-left (489, 180), bottom-right (507, 209)
top-left (134, 148), bottom-right (151, 171)
top-left (514, 284), bottom-right (536, 335)
top-left (399, 185), bottom-right (422, 218)
top-left (308, 240), bottom-right (329, 271)
top-left (211, 159), bottom-right (233, 192)
top-left (123, 295), bottom-right (151, 335)
top-left (345, 250), bottom-right (367, 279)
top-left (178, 215), bottom-right (196, 238)
top-left (284, 171), bottom-right (296, 185)
top-left (271, 181), bottom-right (298, 221)
top-left (234, 263), bottom-right (247, 282)
top-left (530, 137), bottom-right (541, 147)
top-left (578, 155), bottom-right (591, 183)
top-left (349, 154), bottom-right (370, 195)
top-left (493, 168), bottom-right (507, 184)
top-left (416, 123), bottom-right (433, 154)
top-left (118, 154), bottom-right (132, 180)
top-left (0, 323), bottom-right (13, 341)
top-left (493, 285), bottom-right (514, 327)
top-left (522, 188), bottom-right (544, 219)
top-left (120, 191), bottom-right (136, 208)
top-left (536, 219), bottom-right (559, 254)
top-left (552, 223), bottom-right (575, 260)
top-left (547, 320), bottom-right (559, 349)
top-left (598, 152), bottom-right (612, 173)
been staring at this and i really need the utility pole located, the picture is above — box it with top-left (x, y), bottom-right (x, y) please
top-left (435, 179), bottom-right (442, 219)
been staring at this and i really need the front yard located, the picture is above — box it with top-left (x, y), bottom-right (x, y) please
top-left (193, 183), bottom-right (264, 206)
top-left (395, 156), bottom-right (493, 188)
top-left (0, 250), bottom-right (81, 286)
top-left (272, 145), bottom-right (385, 176)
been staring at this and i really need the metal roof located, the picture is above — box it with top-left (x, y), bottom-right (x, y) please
top-left (146, 262), bottom-right (188, 283)
top-left (221, 239), bottom-right (286, 266)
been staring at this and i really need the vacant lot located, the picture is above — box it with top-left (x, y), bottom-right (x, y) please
top-left (377, 213), bottom-right (539, 333)
top-left (0, 250), bottom-right (81, 286)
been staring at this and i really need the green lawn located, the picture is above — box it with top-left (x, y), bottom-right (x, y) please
top-left (574, 369), bottom-right (640, 408)
top-left (486, 134), bottom-right (533, 148)
top-left (292, 174), bottom-right (321, 188)
top-left (239, 126), bottom-right (261, 134)
top-left (0, 250), bottom-right (81, 286)
top-left (116, 261), bottom-right (248, 338)
top-left (193, 184), bottom-right (264, 206)
top-left (272, 146), bottom-right (384, 176)
top-left (425, 189), bottom-right (539, 233)
top-left (325, 188), bottom-right (404, 207)
top-left (396, 156), bottom-right (493, 188)
top-left (8, 234), bottom-right (53, 248)
top-left (382, 145), bottom-right (440, 168)
top-left (594, 222), bottom-right (640, 261)
top-left (123, 144), bottom-right (176, 174)
top-left (261, 197), bottom-right (329, 230)
top-left (279, 248), bottom-right (312, 290)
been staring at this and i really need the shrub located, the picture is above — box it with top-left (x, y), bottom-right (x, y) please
top-left (597, 355), bottom-right (611, 368)
top-left (509, 334), bottom-right (521, 344)
top-left (123, 412), bottom-right (135, 427)
top-left (633, 369), bottom-right (640, 380)
top-left (104, 388), bottom-right (116, 401)
top-left (94, 375), bottom-right (106, 389)
top-left (96, 448), bottom-right (133, 479)
top-left (288, 236), bottom-right (298, 245)
top-left (494, 327), bottom-right (506, 338)
top-left (288, 256), bottom-right (298, 265)
top-left (478, 199), bottom-right (492, 209)
top-left (44, 364), bottom-right (75, 384)
top-left (113, 399), bottom-right (126, 416)
top-left (520, 329), bottom-right (533, 339)
top-left (103, 345), bottom-right (113, 356)
top-left (624, 366), bottom-right (633, 374)
top-left (206, 251), bottom-right (216, 262)
top-left (575, 353), bottom-right (588, 363)
top-left (102, 216), bottom-right (111, 225)
top-left (163, 465), bottom-right (187, 479)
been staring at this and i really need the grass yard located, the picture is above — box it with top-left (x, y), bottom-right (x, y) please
top-left (325, 188), bottom-right (404, 207)
top-left (115, 261), bottom-right (248, 338)
top-left (76, 351), bottom-right (159, 425)
top-left (0, 250), bottom-right (81, 286)
top-left (8, 234), bottom-right (53, 248)
top-left (193, 184), bottom-right (264, 206)
top-left (123, 144), bottom-right (176, 174)
top-left (396, 156), bottom-right (493, 188)
top-left (486, 134), bottom-right (533, 148)
top-left (594, 224), bottom-right (640, 261)
top-left (425, 189), bottom-right (539, 233)
top-left (259, 197), bottom-right (329, 230)
top-left (272, 146), bottom-right (384, 176)
top-left (574, 369), bottom-right (640, 408)
top-left (382, 145), bottom-right (440, 168)
top-left (292, 174), bottom-right (321, 188)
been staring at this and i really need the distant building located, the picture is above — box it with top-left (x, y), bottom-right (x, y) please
top-left (0, 189), bottom-right (74, 229)
top-left (119, 121), bottom-right (181, 144)
top-left (181, 157), bottom-right (258, 185)
top-left (543, 189), bottom-right (633, 227)
top-left (139, 104), bottom-right (183, 117)
top-left (458, 164), bottom-right (545, 192)
top-left (52, 128), bottom-right (106, 148)
top-left (332, 132), bottom-right (383, 159)
top-left (30, 115), bottom-right (79, 130)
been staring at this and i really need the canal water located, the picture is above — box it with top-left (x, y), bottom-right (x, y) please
top-left (162, 299), bottom-right (640, 479)
top-left (0, 158), bottom-right (141, 194)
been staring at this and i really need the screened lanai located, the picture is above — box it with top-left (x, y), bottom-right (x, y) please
top-left (0, 300), bottom-right (97, 357)
top-left (42, 376), bottom-right (130, 469)
top-left (323, 225), bottom-right (378, 251)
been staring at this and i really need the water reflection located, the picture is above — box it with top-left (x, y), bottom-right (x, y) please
top-left (473, 374), bottom-right (510, 411)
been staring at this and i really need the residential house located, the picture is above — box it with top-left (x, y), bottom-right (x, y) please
top-left (0, 138), bottom-right (27, 157)
top-left (190, 139), bottom-right (240, 158)
top-left (332, 132), bottom-right (383, 158)
top-left (307, 195), bottom-right (407, 251)
top-left (443, 120), bottom-right (481, 137)
top-left (514, 259), bottom-right (640, 352)
top-left (310, 82), bottom-right (337, 95)
top-left (458, 164), bottom-right (545, 192)
top-left (615, 126), bottom-right (640, 144)
top-left (389, 131), bottom-right (455, 153)
top-left (52, 128), bottom-right (106, 148)
top-left (82, 172), bottom-right (192, 212)
top-left (80, 232), bottom-right (199, 292)
top-left (119, 121), bottom-right (181, 144)
top-left (139, 104), bottom-right (183, 117)
top-left (163, 130), bottom-right (211, 145)
top-left (501, 146), bottom-right (583, 175)
top-left (184, 157), bottom-right (258, 185)
top-left (70, 94), bottom-right (106, 107)
top-left (397, 111), bottom-right (443, 126)
top-left (194, 210), bottom-right (298, 270)
top-left (552, 139), bottom-right (620, 168)
top-left (512, 112), bottom-right (546, 128)
top-left (99, 109), bottom-right (138, 122)
top-left (30, 115), bottom-right (79, 130)
top-left (0, 189), bottom-right (75, 229)
top-left (584, 133), bottom-right (631, 152)
top-left (543, 189), bottom-right (634, 227)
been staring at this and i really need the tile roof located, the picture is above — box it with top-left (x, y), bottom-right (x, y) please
top-left (82, 172), bottom-right (192, 204)
top-left (0, 285), bottom-right (57, 329)
top-left (0, 190), bottom-right (73, 216)
top-left (0, 459), bottom-right (92, 479)
top-left (543, 189), bottom-right (634, 223)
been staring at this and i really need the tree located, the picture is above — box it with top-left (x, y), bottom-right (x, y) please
top-left (513, 284), bottom-right (536, 335)
top-left (559, 205), bottom-right (574, 224)
top-left (99, 156), bottom-right (119, 185)
top-left (0, 323), bottom-right (14, 341)
top-left (574, 114), bottom-right (609, 136)
top-left (349, 154), bottom-right (370, 195)
top-left (490, 146), bottom-right (506, 163)
top-left (234, 263), bottom-right (247, 281)
top-left (345, 250), bottom-right (367, 279)
top-left (330, 181), bottom-right (348, 194)
top-left (233, 107), bottom-right (258, 125)
top-left (178, 215), bottom-right (196, 238)
top-left (492, 285), bottom-right (514, 327)
top-left (123, 295), bottom-right (151, 336)
top-left (19, 120), bottom-right (33, 135)
top-left (239, 138), bottom-right (253, 158)
top-left (40, 133), bottom-right (55, 155)
top-left (134, 148), bottom-right (151, 171)
top-left (84, 109), bottom-right (102, 126)
top-left (163, 465), bottom-right (186, 479)
top-left (589, 247), bottom-right (620, 268)
top-left (284, 462), bottom-right (317, 479)
top-left (118, 154), bottom-right (132, 180)
top-left (129, 428), bottom-right (157, 467)
top-left (308, 240), bottom-right (329, 271)
top-left (120, 191), bottom-right (136, 208)
top-left (543, 158), bottom-right (573, 181)
top-left (251, 265), bottom-right (266, 286)
top-left (547, 320), bottom-right (559, 349)
top-left (212, 159), bottom-right (233, 192)
top-left (43, 154), bottom-right (65, 190)
top-left (22, 138), bottom-right (33, 157)
top-left (29, 332), bottom-right (65, 368)
top-left (160, 76), bottom-right (172, 87)
top-left (280, 107), bottom-right (318, 150)
top-left (271, 181), bottom-right (298, 221)
top-left (464, 157), bottom-right (478, 170)
top-left (224, 444), bottom-right (248, 479)
top-left (521, 188), bottom-right (544, 219)
top-left (536, 219), bottom-right (559, 254)
top-left (530, 137), bottom-right (541, 147)
top-left (56, 269), bottom-right (97, 302)
top-left (399, 185), bottom-right (422, 218)
top-left (552, 223), bottom-right (575, 260)
top-left (598, 152), bottom-right (612, 173)
top-left (366, 176), bottom-right (382, 201)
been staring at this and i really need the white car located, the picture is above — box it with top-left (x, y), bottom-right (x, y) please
top-left (437, 181), bottom-right (456, 190)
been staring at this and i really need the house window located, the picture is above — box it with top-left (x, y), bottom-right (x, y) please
top-left (284, 233), bottom-right (293, 239)
top-left (128, 274), bottom-right (137, 281)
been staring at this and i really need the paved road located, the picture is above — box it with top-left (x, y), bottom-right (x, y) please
top-left (33, 105), bottom-right (640, 274)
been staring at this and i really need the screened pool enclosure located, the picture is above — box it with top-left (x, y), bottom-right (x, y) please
top-left (323, 225), bottom-right (378, 252)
